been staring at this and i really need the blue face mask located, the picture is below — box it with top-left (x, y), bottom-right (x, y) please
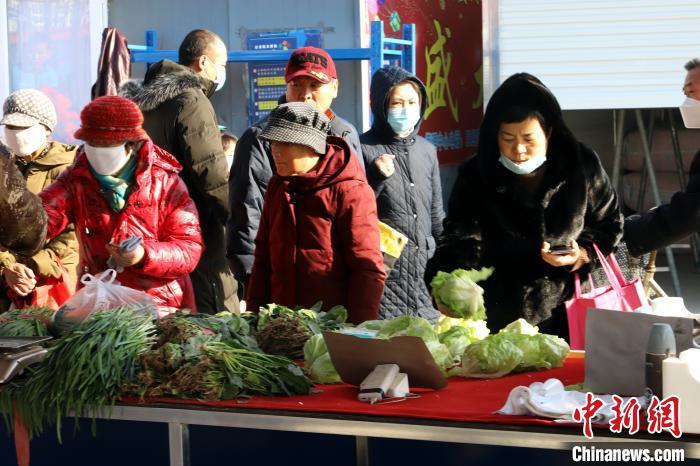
top-left (387, 105), bottom-right (421, 134)
top-left (498, 152), bottom-right (547, 175)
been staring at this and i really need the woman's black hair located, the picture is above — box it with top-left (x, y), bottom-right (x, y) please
top-left (498, 105), bottom-right (551, 135)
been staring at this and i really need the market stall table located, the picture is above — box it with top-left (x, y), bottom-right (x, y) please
top-left (107, 355), bottom-right (699, 466)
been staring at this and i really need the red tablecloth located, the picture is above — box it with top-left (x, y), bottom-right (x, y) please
top-left (122, 355), bottom-right (585, 428)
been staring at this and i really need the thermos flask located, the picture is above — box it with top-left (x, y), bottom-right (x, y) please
top-left (645, 323), bottom-right (677, 398)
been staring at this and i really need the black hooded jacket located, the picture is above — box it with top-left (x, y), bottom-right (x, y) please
top-left (120, 59), bottom-right (238, 314)
top-left (427, 73), bottom-right (623, 336)
top-left (226, 97), bottom-right (363, 284)
top-left (360, 66), bottom-right (444, 322)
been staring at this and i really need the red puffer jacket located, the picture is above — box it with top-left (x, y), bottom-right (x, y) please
top-left (247, 136), bottom-right (386, 324)
top-left (40, 140), bottom-right (203, 315)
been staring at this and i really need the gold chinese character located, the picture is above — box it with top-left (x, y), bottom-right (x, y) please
top-left (424, 20), bottom-right (459, 122)
top-left (472, 64), bottom-right (483, 110)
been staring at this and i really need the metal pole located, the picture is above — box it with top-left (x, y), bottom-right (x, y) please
top-left (668, 109), bottom-right (688, 188)
top-left (635, 109), bottom-right (682, 296)
top-left (168, 422), bottom-right (191, 466)
top-left (636, 110), bottom-right (656, 213)
top-left (356, 436), bottom-right (369, 466)
top-left (611, 109), bottom-right (626, 191)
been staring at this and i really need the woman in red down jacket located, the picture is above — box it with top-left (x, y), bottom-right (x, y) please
top-left (40, 96), bottom-right (203, 315)
top-left (246, 102), bottom-right (386, 324)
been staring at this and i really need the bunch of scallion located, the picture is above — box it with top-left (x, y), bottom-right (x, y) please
top-left (0, 306), bottom-right (53, 337)
top-left (0, 306), bottom-right (156, 440)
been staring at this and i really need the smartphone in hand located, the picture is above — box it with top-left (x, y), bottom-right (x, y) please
top-left (549, 244), bottom-right (576, 255)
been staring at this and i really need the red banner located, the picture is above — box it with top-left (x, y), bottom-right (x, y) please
top-left (366, 0), bottom-right (483, 165)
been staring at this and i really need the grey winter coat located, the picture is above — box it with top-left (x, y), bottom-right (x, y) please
top-left (227, 106), bottom-right (363, 284)
top-left (360, 66), bottom-right (444, 322)
top-left (120, 60), bottom-right (238, 313)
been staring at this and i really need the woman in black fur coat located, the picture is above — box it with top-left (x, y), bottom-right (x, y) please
top-left (427, 73), bottom-right (623, 339)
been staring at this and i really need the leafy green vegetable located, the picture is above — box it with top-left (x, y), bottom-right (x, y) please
top-left (248, 303), bottom-right (347, 359)
top-left (355, 320), bottom-right (383, 331)
top-left (375, 316), bottom-right (452, 374)
top-left (533, 333), bottom-right (570, 369)
top-left (125, 313), bottom-right (314, 399)
top-left (0, 307), bottom-right (53, 337)
top-left (451, 335), bottom-right (523, 378)
top-left (308, 353), bottom-right (342, 384)
top-left (376, 315), bottom-right (439, 342)
top-left (500, 318), bottom-right (539, 336)
top-left (430, 268), bottom-right (493, 320)
top-left (0, 307), bottom-right (157, 439)
top-left (182, 311), bottom-right (259, 351)
top-left (451, 319), bottom-right (570, 378)
top-left (303, 334), bottom-right (341, 384)
top-left (438, 320), bottom-right (489, 362)
top-left (203, 341), bottom-right (313, 398)
top-left (254, 303), bottom-right (348, 335)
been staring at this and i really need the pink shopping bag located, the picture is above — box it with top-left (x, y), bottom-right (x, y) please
top-left (565, 244), bottom-right (647, 350)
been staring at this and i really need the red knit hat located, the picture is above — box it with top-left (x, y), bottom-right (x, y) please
top-left (74, 96), bottom-right (149, 144)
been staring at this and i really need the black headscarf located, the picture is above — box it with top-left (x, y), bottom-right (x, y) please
top-left (477, 73), bottom-right (580, 186)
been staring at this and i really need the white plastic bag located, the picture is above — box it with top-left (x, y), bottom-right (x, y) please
top-left (52, 269), bottom-right (157, 334)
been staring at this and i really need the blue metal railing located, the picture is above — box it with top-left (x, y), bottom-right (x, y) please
top-left (128, 20), bottom-right (416, 76)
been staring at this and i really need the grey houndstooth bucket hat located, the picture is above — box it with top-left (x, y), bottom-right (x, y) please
top-left (260, 102), bottom-right (330, 154)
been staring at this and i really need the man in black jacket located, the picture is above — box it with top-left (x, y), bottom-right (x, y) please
top-left (121, 29), bottom-right (237, 313)
top-left (227, 47), bottom-right (363, 292)
top-left (625, 58), bottom-right (700, 256)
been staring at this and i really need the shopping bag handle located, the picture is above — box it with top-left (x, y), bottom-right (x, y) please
top-left (590, 243), bottom-right (633, 311)
top-left (572, 273), bottom-right (597, 298)
top-left (80, 269), bottom-right (117, 286)
top-left (592, 243), bottom-right (628, 287)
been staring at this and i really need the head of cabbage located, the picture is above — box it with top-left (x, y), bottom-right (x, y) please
top-left (430, 268), bottom-right (493, 320)
top-left (303, 334), bottom-right (341, 384)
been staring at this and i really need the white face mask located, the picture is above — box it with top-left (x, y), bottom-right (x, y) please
top-left (3, 124), bottom-right (47, 157)
top-left (499, 152), bottom-right (547, 175)
top-left (679, 97), bottom-right (700, 128)
top-left (84, 143), bottom-right (130, 176)
top-left (206, 56), bottom-right (226, 92)
top-left (214, 65), bottom-right (226, 92)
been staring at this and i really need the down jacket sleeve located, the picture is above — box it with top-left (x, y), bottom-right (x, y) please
top-left (336, 181), bottom-right (386, 324)
top-left (624, 150), bottom-right (700, 256)
top-left (227, 125), bottom-right (273, 282)
top-left (0, 153), bottom-right (47, 256)
top-left (243, 182), bottom-right (273, 315)
top-left (30, 226), bottom-right (78, 278)
top-left (576, 149), bottom-right (624, 271)
top-left (176, 91), bottom-right (230, 222)
top-left (138, 176), bottom-right (203, 279)
top-left (39, 172), bottom-right (74, 245)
